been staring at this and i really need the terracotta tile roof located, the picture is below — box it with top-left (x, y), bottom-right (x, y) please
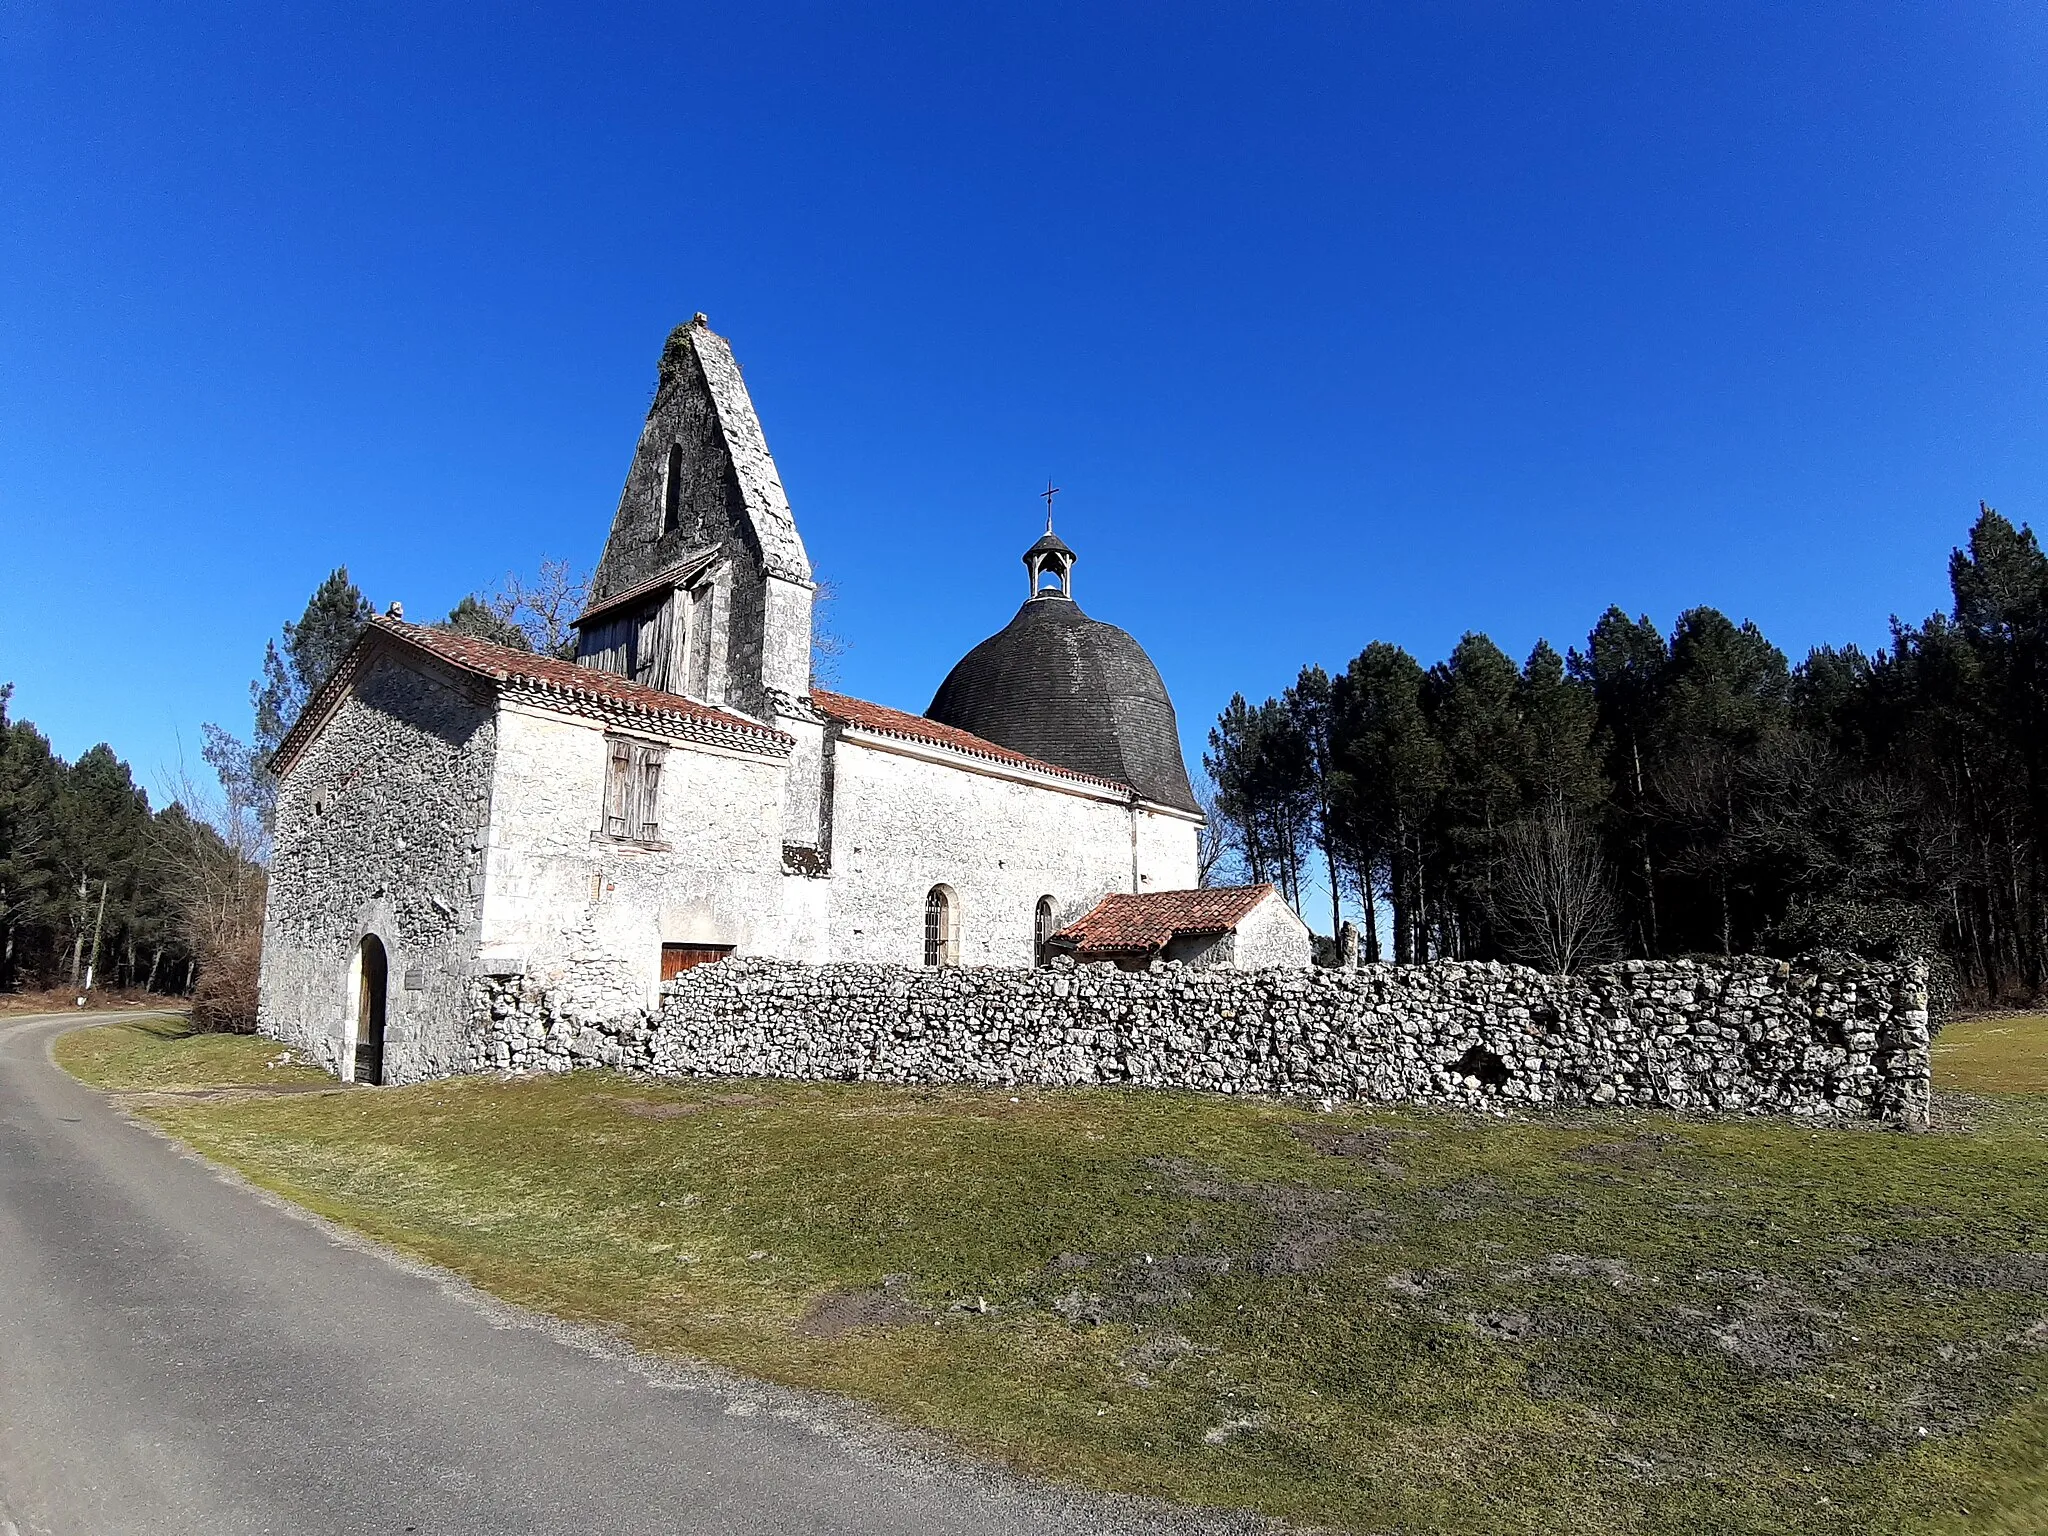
top-left (1052, 885), bottom-right (1278, 957)
top-left (272, 618), bottom-right (788, 775)
top-left (808, 687), bottom-right (1134, 796)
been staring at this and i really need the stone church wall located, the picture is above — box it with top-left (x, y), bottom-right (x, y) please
top-left (823, 735), bottom-right (1201, 967)
top-left (468, 951), bottom-right (1932, 1126)
top-left (475, 703), bottom-right (790, 1015)
top-left (259, 654), bottom-right (498, 1081)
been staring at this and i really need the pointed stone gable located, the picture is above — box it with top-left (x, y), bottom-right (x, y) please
top-left (589, 316), bottom-right (811, 604)
top-left (577, 316), bottom-right (817, 721)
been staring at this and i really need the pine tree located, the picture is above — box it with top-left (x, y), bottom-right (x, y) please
top-left (205, 566), bottom-right (374, 831)
top-left (443, 594), bottom-right (533, 651)
top-left (1331, 643), bottom-right (1440, 963)
top-left (1570, 608), bottom-right (1670, 956)
top-left (0, 688), bottom-right (63, 989)
top-left (253, 567), bottom-right (375, 760)
top-left (1283, 665), bottom-right (1351, 939)
top-left (1516, 640), bottom-right (1604, 813)
top-left (1423, 634), bottom-right (1526, 957)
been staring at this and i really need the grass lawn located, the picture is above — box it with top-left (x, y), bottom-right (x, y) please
top-left (57, 1013), bottom-right (2048, 1535)
top-left (54, 1014), bottom-right (334, 1092)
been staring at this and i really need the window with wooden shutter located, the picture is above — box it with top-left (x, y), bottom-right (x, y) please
top-left (604, 740), bottom-right (632, 837)
top-left (602, 737), bottom-right (667, 843)
top-left (639, 752), bottom-right (663, 841)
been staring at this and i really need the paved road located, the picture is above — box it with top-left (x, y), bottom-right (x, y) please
top-left (0, 1013), bottom-right (1252, 1536)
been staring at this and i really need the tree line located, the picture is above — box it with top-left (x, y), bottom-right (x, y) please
top-left (0, 684), bottom-right (223, 999)
top-left (1205, 505), bottom-right (2047, 1004)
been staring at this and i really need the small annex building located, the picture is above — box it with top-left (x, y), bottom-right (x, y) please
top-left (257, 315), bottom-right (1309, 1085)
top-left (1050, 884), bottom-right (1312, 970)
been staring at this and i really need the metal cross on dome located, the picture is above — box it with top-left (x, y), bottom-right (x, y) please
top-left (1042, 479), bottom-right (1060, 533)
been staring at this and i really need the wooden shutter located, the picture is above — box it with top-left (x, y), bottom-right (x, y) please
top-left (604, 738), bottom-right (667, 842)
top-left (604, 740), bottom-right (632, 837)
top-left (637, 748), bottom-right (663, 841)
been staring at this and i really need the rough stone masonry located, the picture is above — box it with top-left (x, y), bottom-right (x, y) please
top-left (468, 951), bottom-right (1933, 1126)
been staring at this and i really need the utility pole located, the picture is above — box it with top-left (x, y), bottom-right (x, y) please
top-left (82, 880), bottom-right (108, 994)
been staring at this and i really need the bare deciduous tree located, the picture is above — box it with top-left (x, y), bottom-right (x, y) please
top-left (809, 575), bottom-right (849, 687)
top-left (156, 764), bottom-right (268, 1031)
top-left (1489, 800), bottom-right (1621, 974)
top-left (1194, 780), bottom-right (1230, 887)
top-left (491, 559), bottom-right (590, 658)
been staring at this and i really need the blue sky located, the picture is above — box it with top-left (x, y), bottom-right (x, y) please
top-left (4, 2), bottom-right (2045, 844)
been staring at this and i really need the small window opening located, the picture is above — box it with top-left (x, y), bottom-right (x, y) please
top-left (603, 737), bottom-right (667, 842)
top-left (1034, 896), bottom-right (1058, 967)
top-left (662, 443), bottom-right (684, 534)
top-left (924, 885), bottom-right (959, 967)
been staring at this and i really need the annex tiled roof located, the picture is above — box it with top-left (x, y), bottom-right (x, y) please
top-left (271, 618), bottom-right (789, 775)
top-left (1052, 885), bottom-right (1278, 957)
top-left (809, 687), bottom-right (1135, 797)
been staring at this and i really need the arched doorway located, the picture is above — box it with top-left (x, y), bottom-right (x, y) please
top-left (353, 935), bottom-right (388, 1086)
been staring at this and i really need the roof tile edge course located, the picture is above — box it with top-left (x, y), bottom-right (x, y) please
top-left (808, 687), bottom-right (1137, 797)
top-left (271, 618), bottom-right (791, 776)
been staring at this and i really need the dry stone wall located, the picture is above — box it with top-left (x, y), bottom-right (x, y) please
top-left (469, 952), bottom-right (1932, 1126)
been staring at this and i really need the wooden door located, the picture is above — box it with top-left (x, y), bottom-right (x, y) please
top-left (661, 943), bottom-right (731, 981)
top-left (355, 937), bottom-right (387, 1085)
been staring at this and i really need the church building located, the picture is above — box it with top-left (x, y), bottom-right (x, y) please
top-left (257, 316), bottom-right (1310, 1084)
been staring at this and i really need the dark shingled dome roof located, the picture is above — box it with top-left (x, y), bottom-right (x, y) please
top-left (926, 594), bottom-right (1199, 814)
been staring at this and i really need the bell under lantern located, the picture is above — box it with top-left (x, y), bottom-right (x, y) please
top-left (1024, 526), bottom-right (1076, 600)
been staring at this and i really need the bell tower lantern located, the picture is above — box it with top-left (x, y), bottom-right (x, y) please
top-left (1024, 528), bottom-right (1075, 600)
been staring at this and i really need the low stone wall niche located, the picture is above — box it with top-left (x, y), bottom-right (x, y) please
top-left (466, 952), bottom-right (1932, 1126)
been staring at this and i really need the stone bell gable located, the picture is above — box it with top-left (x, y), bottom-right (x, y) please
top-left (576, 315), bottom-right (815, 722)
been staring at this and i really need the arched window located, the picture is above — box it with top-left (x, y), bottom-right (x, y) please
top-left (1034, 896), bottom-right (1058, 967)
top-left (662, 443), bottom-right (684, 533)
top-left (924, 885), bottom-right (959, 967)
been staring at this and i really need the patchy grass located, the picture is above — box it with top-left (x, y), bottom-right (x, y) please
top-left (1935, 1015), bottom-right (2048, 1096)
top-left (1, 987), bottom-right (175, 1015)
top-left (58, 1015), bottom-right (2048, 1535)
top-left (55, 1015), bottom-right (333, 1092)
